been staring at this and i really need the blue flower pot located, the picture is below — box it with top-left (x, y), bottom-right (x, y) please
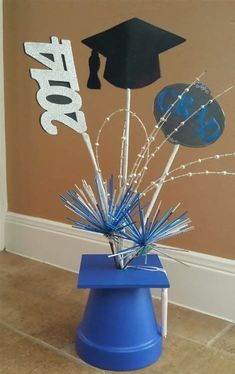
top-left (75, 254), bottom-right (169, 371)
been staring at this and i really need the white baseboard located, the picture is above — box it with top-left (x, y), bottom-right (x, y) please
top-left (5, 211), bottom-right (235, 322)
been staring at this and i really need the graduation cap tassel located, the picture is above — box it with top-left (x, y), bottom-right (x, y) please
top-left (87, 50), bottom-right (101, 89)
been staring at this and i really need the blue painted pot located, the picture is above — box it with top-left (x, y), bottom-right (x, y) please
top-left (75, 254), bottom-right (169, 371)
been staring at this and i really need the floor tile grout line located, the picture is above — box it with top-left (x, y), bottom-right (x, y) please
top-left (166, 333), bottom-right (235, 366)
top-left (169, 329), bottom-right (235, 358)
top-left (0, 320), bottom-right (105, 373)
top-left (207, 323), bottom-right (234, 347)
top-left (169, 331), bottom-right (212, 347)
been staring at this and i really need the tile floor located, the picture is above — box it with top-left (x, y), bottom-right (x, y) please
top-left (0, 250), bottom-right (234, 373)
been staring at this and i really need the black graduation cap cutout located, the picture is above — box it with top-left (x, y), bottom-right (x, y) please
top-left (82, 17), bottom-right (186, 89)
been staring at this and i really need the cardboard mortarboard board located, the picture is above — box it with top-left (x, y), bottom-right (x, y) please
top-left (82, 17), bottom-right (186, 89)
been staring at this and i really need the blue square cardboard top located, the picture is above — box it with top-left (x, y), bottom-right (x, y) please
top-left (78, 254), bottom-right (170, 289)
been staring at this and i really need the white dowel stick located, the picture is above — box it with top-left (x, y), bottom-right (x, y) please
top-left (161, 288), bottom-right (168, 338)
top-left (82, 132), bottom-right (100, 174)
top-left (82, 132), bottom-right (107, 213)
top-left (122, 89), bottom-right (131, 185)
top-left (119, 89), bottom-right (131, 268)
top-left (144, 144), bottom-right (180, 222)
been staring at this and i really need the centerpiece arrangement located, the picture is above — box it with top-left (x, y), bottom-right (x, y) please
top-left (24, 17), bottom-right (234, 371)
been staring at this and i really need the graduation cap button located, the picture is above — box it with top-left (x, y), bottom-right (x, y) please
top-left (82, 17), bottom-right (186, 89)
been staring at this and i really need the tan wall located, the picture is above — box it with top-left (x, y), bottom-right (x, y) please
top-left (3, 0), bottom-right (235, 259)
